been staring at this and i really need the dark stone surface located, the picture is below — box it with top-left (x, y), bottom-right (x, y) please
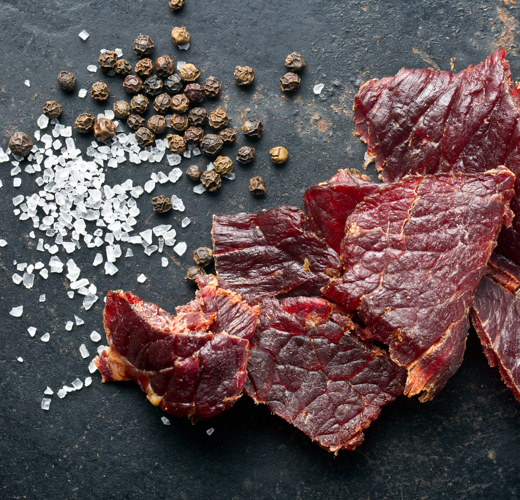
top-left (1, 1), bottom-right (520, 498)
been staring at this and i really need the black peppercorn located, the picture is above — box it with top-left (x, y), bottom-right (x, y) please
top-left (143, 75), bottom-right (164, 96)
top-left (166, 134), bottom-right (187, 154)
top-left (213, 156), bottom-right (233, 175)
top-left (170, 113), bottom-right (189, 132)
top-left (249, 176), bottom-right (266, 195)
top-left (200, 134), bottom-right (224, 156)
top-left (153, 93), bottom-right (172, 114)
top-left (186, 164), bottom-right (202, 181)
top-left (200, 170), bottom-right (222, 192)
top-left (169, 0), bottom-right (184, 10)
top-left (133, 35), bottom-right (154, 58)
top-left (219, 128), bottom-right (236, 144)
top-left (155, 55), bottom-right (175, 77)
top-left (179, 63), bottom-right (200, 82)
top-left (184, 126), bottom-right (204, 145)
top-left (135, 58), bottom-right (153, 78)
top-left (91, 81), bottom-right (109, 101)
top-left (189, 107), bottom-right (208, 126)
top-left (115, 59), bottom-right (132, 76)
top-left (185, 266), bottom-right (206, 284)
top-left (98, 51), bottom-right (118, 72)
top-left (74, 113), bottom-right (96, 134)
top-left (123, 75), bottom-right (143, 94)
top-left (234, 66), bottom-right (255, 86)
top-left (193, 247), bottom-right (213, 267)
top-left (170, 93), bottom-right (189, 113)
top-left (130, 94), bottom-right (149, 114)
top-left (57, 71), bottom-right (76, 92)
top-left (208, 108), bottom-right (229, 130)
top-left (42, 100), bottom-right (62, 119)
top-left (280, 72), bottom-right (301, 92)
top-left (236, 146), bottom-right (255, 164)
top-left (94, 118), bottom-right (116, 142)
top-left (184, 83), bottom-right (205, 104)
top-left (9, 132), bottom-right (33, 157)
top-left (203, 76), bottom-right (221, 98)
top-left (285, 52), bottom-right (306, 72)
top-left (135, 127), bottom-right (155, 147)
top-left (113, 101), bottom-right (131, 120)
top-left (127, 114), bottom-right (146, 130)
top-left (242, 119), bottom-right (263, 138)
top-left (171, 27), bottom-right (190, 46)
top-left (152, 195), bottom-right (173, 213)
top-left (164, 74), bottom-right (184, 94)
top-left (147, 115), bottom-right (167, 135)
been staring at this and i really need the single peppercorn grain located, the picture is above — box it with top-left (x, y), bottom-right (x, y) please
top-left (91, 81), bottom-right (109, 101)
top-left (219, 128), bottom-right (236, 144)
top-left (9, 132), bottom-right (33, 157)
top-left (169, 0), bottom-right (184, 11)
top-left (186, 164), bottom-right (202, 181)
top-left (165, 74), bottom-right (184, 94)
top-left (127, 114), bottom-right (146, 130)
top-left (208, 108), bottom-right (229, 130)
top-left (249, 176), bottom-right (266, 195)
top-left (185, 266), bottom-right (206, 284)
top-left (147, 115), bottom-right (167, 135)
top-left (74, 113), bottom-right (96, 134)
top-left (98, 51), bottom-right (118, 72)
top-left (200, 170), bottom-right (222, 192)
top-left (170, 113), bottom-right (189, 132)
top-left (171, 27), bottom-right (190, 46)
top-left (270, 146), bottom-right (289, 164)
top-left (94, 118), bottom-right (116, 142)
top-left (133, 35), bottom-right (154, 58)
top-left (57, 71), bottom-right (76, 91)
top-left (130, 94), bottom-right (149, 114)
top-left (184, 83), bottom-right (205, 104)
top-left (155, 55), bottom-right (175, 77)
top-left (143, 75), bottom-right (164, 96)
top-left (179, 63), bottom-right (200, 82)
top-left (42, 100), bottom-right (62, 119)
top-left (123, 75), bottom-right (143, 94)
top-left (170, 93), bottom-right (189, 113)
top-left (242, 119), bottom-right (263, 138)
top-left (189, 107), bottom-right (208, 126)
top-left (113, 101), bottom-right (131, 120)
top-left (166, 134), bottom-right (187, 154)
top-left (151, 195), bottom-right (173, 213)
top-left (234, 66), bottom-right (255, 86)
top-left (193, 247), bottom-right (213, 267)
top-left (236, 146), bottom-right (255, 164)
top-left (280, 72), bottom-right (301, 92)
top-left (135, 127), bottom-right (155, 148)
top-left (184, 126), bottom-right (204, 145)
top-left (203, 76), bottom-right (221, 98)
top-left (200, 134), bottom-right (224, 156)
top-left (213, 156), bottom-right (233, 175)
top-left (285, 52), bottom-right (306, 72)
top-left (115, 59), bottom-right (132, 76)
top-left (135, 58), bottom-right (153, 78)
top-left (153, 93), bottom-right (172, 114)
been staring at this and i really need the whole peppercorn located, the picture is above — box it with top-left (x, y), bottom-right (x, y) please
top-left (219, 128), bottom-right (236, 144)
top-left (94, 118), bottom-right (116, 142)
top-left (193, 247), bottom-right (213, 267)
top-left (208, 108), bottom-right (229, 130)
top-left (234, 66), bottom-right (255, 86)
top-left (170, 93), bottom-right (189, 113)
top-left (155, 55), bottom-right (175, 77)
top-left (213, 156), bottom-right (233, 176)
top-left (42, 100), bottom-right (62, 119)
top-left (151, 195), bottom-right (173, 213)
top-left (171, 27), bottom-right (190, 46)
top-left (285, 52), bottom-right (306, 72)
top-left (280, 72), bottom-right (301, 92)
top-left (242, 119), bottom-right (263, 138)
top-left (184, 126), bottom-right (204, 145)
top-left (270, 146), bottom-right (289, 164)
top-left (185, 266), bottom-right (206, 285)
top-left (186, 164), bottom-right (202, 181)
top-left (98, 51), bottom-right (118, 72)
top-left (135, 58), bottom-right (153, 78)
top-left (200, 134), bottom-right (224, 156)
top-left (9, 132), bottom-right (33, 157)
top-left (127, 114), bottom-right (146, 130)
top-left (184, 83), bottom-right (205, 104)
top-left (135, 127), bottom-right (155, 147)
top-left (57, 71), bottom-right (76, 91)
top-left (236, 146), bottom-right (255, 164)
top-left (249, 176), bottom-right (266, 195)
top-left (115, 59), bottom-right (132, 76)
top-left (133, 35), bottom-right (154, 58)
top-left (153, 93), bottom-right (172, 114)
top-left (179, 63), bottom-right (200, 82)
top-left (203, 76), bottom-right (221, 98)
top-left (170, 113), bottom-right (189, 132)
top-left (91, 81), bottom-right (109, 101)
top-left (113, 101), bottom-right (131, 120)
top-left (143, 75), bottom-right (164, 96)
top-left (123, 75), bottom-right (143, 94)
top-left (200, 170), bottom-right (222, 192)
top-left (130, 94), bottom-right (149, 114)
top-left (166, 134), bottom-right (187, 154)
top-left (164, 74), bottom-right (184, 94)
top-left (74, 113), bottom-right (96, 134)
top-left (189, 107), bottom-right (208, 126)
top-left (147, 115), bottom-right (167, 135)
top-left (169, 0), bottom-right (184, 11)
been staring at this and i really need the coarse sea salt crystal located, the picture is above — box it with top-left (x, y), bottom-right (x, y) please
top-left (79, 30), bottom-right (89, 40)
top-left (79, 344), bottom-right (89, 359)
top-left (67, 291), bottom-right (74, 299)
top-left (105, 262), bottom-right (118, 275)
top-left (207, 428), bottom-right (215, 436)
top-left (88, 360), bottom-right (97, 373)
top-left (144, 180), bottom-right (156, 193)
top-left (74, 315), bottom-right (84, 326)
top-left (28, 327), bottom-right (37, 337)
top-left (39, 294), bottom-right (46, 302)
top-left (87, 65), bottom-right (97, 73)
top-left (167, 154), bottom-right (182, 166)
top-left (161, 257), bottom-right (168, 267)
top-left (10, 306), bottom-right (23, 317)
top-left (140, 229), bottom-right (153, 246)
top-left (313, 83), bottom-right (325, 95)
top-left (177, 61), bottom-right (187, 70)
top-left (41, 333), bottom-right (50, 342)
top-left (72, 378), bottom-right (83, 390)
top-left (13, 178), bottom-right (22, 187)
top-left (17, 357), bottom-right (23, 363)
top-left (115, 48), bottom-right (123, 57)
top-left (178, 42), bottom-right (190, 51)
top-left (41, 398), bottom-right (51, 410)
top-left (85, 376), bottom-right (92, 387)
top-left (93, 253), bottom-right (103, 266)
top-left (193, 184), bottom-right (206, 194)
top-left (23, 273), bottom-right (34, 289)
top-left (161, 416), bottom-right (171, 425)
top-left (137, 273), bottom-right (147, 283)
top-left (97, 345), bottom-right (108, 355)
top-left (12, 273), bottom-right (22, 285)
top-left (223, 173), bottom-right (236, 181)
top-left (65, 321), bottom-right (74, 331)
top-left (169, 168), bottom-right (182, 183)
top-left (174, 241), bottom-right (187, 256)
top-left (171, 195), bottom-right (185, 212)
top-left (78, 89), bottom-right (87, 98)
top-left (192, 147), bottom-right (201, 156)
top-left (24, 80), bottom-right (30, 87)
top-left (125, 248), bottom-right (133, 258)
top-left (90, 331), bottom-right (101, 342)
top-left (181, 217), bottom-right (191, 228)
top-left (44, 387), bottom-right (53, 395)
top-left (83, 293), bottom-right (98, 310)
top-left (37, 114), bottom-right (49, 129)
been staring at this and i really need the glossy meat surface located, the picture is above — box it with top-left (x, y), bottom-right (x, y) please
top-left (323, 167), bottom-right (515, 402)
top-left (244, 296), bottom-right (406, 453)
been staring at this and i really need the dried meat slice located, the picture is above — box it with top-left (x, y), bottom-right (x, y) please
top-left (244, 296), bottom-right (406, 453)
top-left (94, 277), bottom-right (260, 420)
top-left (322, 167), bottom-right (515, 402)
top-left (213, 206), bottom-right (341, 301)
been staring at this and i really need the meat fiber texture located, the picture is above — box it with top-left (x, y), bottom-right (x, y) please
top-left (244, 296), bottom-right (406, 453)
top-left (353, 47), bottom-right (520, 265)
top-left (323, 167), bottom-right (515, 402)
top-left (94, 275), bottom-right (260, 420)
top-left (212, 205), bottom-right (341, 302)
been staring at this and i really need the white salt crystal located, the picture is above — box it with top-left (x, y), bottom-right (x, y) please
top-left (144, 180), bottom-right (156, 193)
top-left (24, 80), bottom-right (30, 87)
top-left (83, 293), bottom-right (98, 310)
top-left (67, 291), bottom-right (74, 299)
top-left (206, 163), bottom-right (214, 171)
top-left (161, 416), bottom-right (171, 425)
top-left (161, 257), bottom-right (168, 267)
top-left (79, 30), bottom-right (89, 40)
top-left (37, 114), bottom-right (49, 129)
top-left (192, 147), bottom-right (201, 156)
top-left (171, 195), bottom-right (185, 212)
top-left (65, 321), bottom-right (74, 331)
top-left (193, 184), bottom-right (206, 194)
top-left (72, 378), bottom-right (83, 390)
top-left (313, 83), bottom-right (325, 95)
top-left (183, 150), bottom-right (191, 159)
top-left (88, 360), bottom-right (97, 373)
top-left (167, 154), bottom-right (182, 166)
top-left (104, 262), bottom-right (118, 275)
top-left (10, 306), bottom-right (23, 317)
top-left (137, 273), bottom-right (147, 283)
top-left (144, 245), bottom-right (158, 256)
top-left (206, 428), bottom-right (215, 436)
top-left (41, 333), bottom-right (50, 342)
top-left (223, 172), bottom-right (236, 180)
top-left (23, 273), bottom-right (34, 289)
top-left (87, 65), bottom-right (97, 73)
top-left (40, 269), bottom-right (49, 279)
top-left (125, 248), bottom-right (133, 258)
top-left (140, 229), bottom-right (153, 246)
top-left (13, 178), bottom-right (21, 187)
top-left (105, 110), bottom-right (115, 120)
top-left (28, 327), bottom-right (37, 337)
top-left (62, 242), bottom-right (76, 253)
top-left (85, 376), bottom-right (92, 387)
top-left (181, 217), bottom-right (191, 227)
top-left (44, 387), bottom-right (53, 395)
top-left (57, 388), bottom-right (67, 399)
top-left (41, 398), bottom-right (51, 410)
top-left (169, 168), bottom-right (183, 183)
top-left (152, 224), bottom-right (172, 237)
top-left (74, 315), bottom-right (84, 326)
top-left (17, 357), bottom-right (23, 363)
top-left (78, 89), bottom-right (87, 98)
top-left (79, 344), bottom-right (89, 359)
top-left (174, 241), bottom-right (187, 256)
top-left (177, 61), bottom-right (187, 70)
top-left (97, 345), bottom-right (108, 355)
top-left (12, 273), bottom-right (22, 285)
top-left (90, 331), bottom-right (101, 342)
top-left (12, 195), bottom-right (24, 206)
top-left (61, 126), bottom-right (72, 138)
top-left (93, 253), bottom-right (103, 266)
top-left (39, 294), bottom-right (46, 302)
top-left (115, 48), bottom-right (123, 57)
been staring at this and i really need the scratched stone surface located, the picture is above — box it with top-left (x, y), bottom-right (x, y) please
top-left (1, 1), bottom-right (520, 499)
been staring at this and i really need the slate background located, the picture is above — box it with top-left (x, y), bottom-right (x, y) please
top-left (1, 0), bottom-right (520, 498)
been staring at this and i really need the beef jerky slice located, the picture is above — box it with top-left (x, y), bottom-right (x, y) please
top-left (244, 296), bottom-right (406, 453)
top-left (303, 169), bottom-right (380, 254)
top-left (212, 205), bottom-right (341, 301)
top-left (354, 47), bottom-right (520, 264)
top-left (471, 254), bottom-right (520, 403)
top-left (95, 276), bottom-right (260, 420)
top-left (323, 167), bottom-right (515, 402)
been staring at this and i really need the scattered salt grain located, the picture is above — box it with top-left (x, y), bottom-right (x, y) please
top-left (65, 321), bottom-right (74, 331)
top-left (44, 387), bottom-right (53, 395)
top-left (24, 80), bottom-right (30, 87)
top-left (93, 253), bottom-right (103, 266)
top-left (174, 241), bottom-right (187, 256)
top-left (104, 262), bottom-right (118, 275)
top-left (12, 274), bottom-right (22, 285)
top-left (161, 257), bottom-right (168, 267)
top-left (17, 357), bottom-right (23, 363)
top-left (105, 109), bottom-right (115, 120)
top-left (57, 389), bottom-right (67, 399)
top-left (37, 114), bottom-right (49, 129)
top-left (137, 273), bottom-right (147, 283)
top-left (83, 293), bottom-right (98, 310)
top-left (67, 291), bottom-right (74, 299)
top-left (39, 294), bottom-right (46, 302)
top-left (79, 344), bottom-right (89, 359)
top-left (140, 229), bottom-right (153, 246)
top-left (161, 416), bottom-right (171, 425)
top-left (41, 398), bottom-right (51, 410)
top-left (97, 345), bottom-right (108, 355)
top-left (23, 272), bottom-right (34, 289)
top-left (181, 217), bottom-right (191, 228)
top-left (41, 333), bottom-right (50, 342)
top-left (90, 330), bottom-right (101, 342)
top-left (87, 65), bottom-right (97, 73)
top-left (177, 61), bottom-right (187, 70)
top-left (223, 173), bottom-right (236, 181)
top-left (167, 154), bottom-right (182, 166)
top-left (207, 428), bottom-right (215, 436)
top-left (79, 30), bottom-right (89, 40)
top-left (192, 147), bottom-right (201, 156)
top-left (28, 327), bottom-right (37, 337)
top-left (144, 180), bottom-right (156, 193)
top-left (72, 378), bottom-right (83, 390)
top-left (144, 245), bottom-right (158, 256)
top-left (88, 360), bottom-right (97, 373)
top-left (178, 42), bottom-right (190, 51)
top-left (171, 195), bottom-right (185, 212)
top-left (85, 376), bottom-right (92, 387)
top-left (125, 248), bottom-right (133, 258)
top-left (183, 149), bottom-right (191, 159)
top-left (74, 315), bottom-right (84, 326)
top-left (193, 184), bottom-right (206, 194)
top-left (13, 178), bottom-right (22, 187)
top-left (10, 306), bottom-right (23, 317)
top-left (40, 269), bottom-right (49, 279)
top-left (115, 48), bottom-right (123, 57)
top-left (78, 89), bottom-right (87, 98)
top-left (313, 83), bottom-right (325, 94)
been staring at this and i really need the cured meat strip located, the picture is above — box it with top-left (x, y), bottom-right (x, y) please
top-left (213, 206), bottom-right (341, 301)
top-left (354, 47), bottom-right (520, 265)
top-left (244, 296), bottom-right (406, 453)
top-left (323, 167), bottom-right (515, 402)
top-left (95, 276), bottom-right (260, 420)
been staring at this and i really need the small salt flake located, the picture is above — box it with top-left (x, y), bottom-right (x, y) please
top-left (87, 65), bottom-right (97, 73)
top-left (79, 30), bottom-right (89, 40)
top-left (13, 178), bottom-right (22, 187)
top-left (88, 360), bottom-right (97, 373)
top-left (83, 293), bottom-right (98, 310)
top-left (90, 330), bottom-right (102, 342)
top-left (174, 241), bottom-right (187, 256)
top-left (10, 306), bottom-right (23, 317)
top-left (193, 184), bottom-right (206, 194)
top-left (181, 217), bottom-right (191, 228)
top-left (44, 387), bottom-right (53, 395)
top-left (161, 416), bottom-right (171, 426)
top-left (206, 428), bottom-right (215, 436)
top-left (171, 195), bottom-right (185, 212)
top-left (41, 398), bottom-right (51, 410)
top-left (41, 333), bottom-right (50, 342)
top-left (78, 89), bottom-right (87, 98)
top-left (85, 376), bottom-right (92, 387)
top-left (144, 180), bottom-right (156, 193)
top-left (177, 61), bottom-right (187, 70)
top-left (79, 344), bottom-right (89, 359)
top-left (37, 114), bottom-right (49, 129)
top-left (93, 253), bottom-right (103, 266)
top-left (313, 83), bottom-right (325, 95)
top-left (24, 80), bottom-right (30, 87)
top-left (72, 378), bottom-right (83, 390)
top-left (57, 389), bottom-right (67, 399)
top-left (178, 42), bottom-right (190, 51)
top-left (28, 327), bottom-right (37, 337)
top-left (97, 345), bottom-right (108, 355)
top-left (17, 357), bottom-right (23, 363)
top-left (74, 315), bottom-right (84, 326)
top-left (137, 273), bottom-right (147, 283)
top-left (161, 257), bottom-right (168, 267)
top-left (115, 48), bottom-right (123, 57)
top-left (223, 173), bottom-right (236, 181)
top-left (167, 154), bottom-right (182, 167)
top-left (39, 294), bottom-right (46, 302)
top-left (12, 273), bottom-right (22, 285)
top-left (105, 262), bottom-right (118, 275)
top-left (125, 248), bottom-right (134, 258)
top-left (192, 147), bottom-right (201, 156)
top-left (65, 321), bottom-right (74, 331)
top-left (67, 291), bottom-right (74, 299)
